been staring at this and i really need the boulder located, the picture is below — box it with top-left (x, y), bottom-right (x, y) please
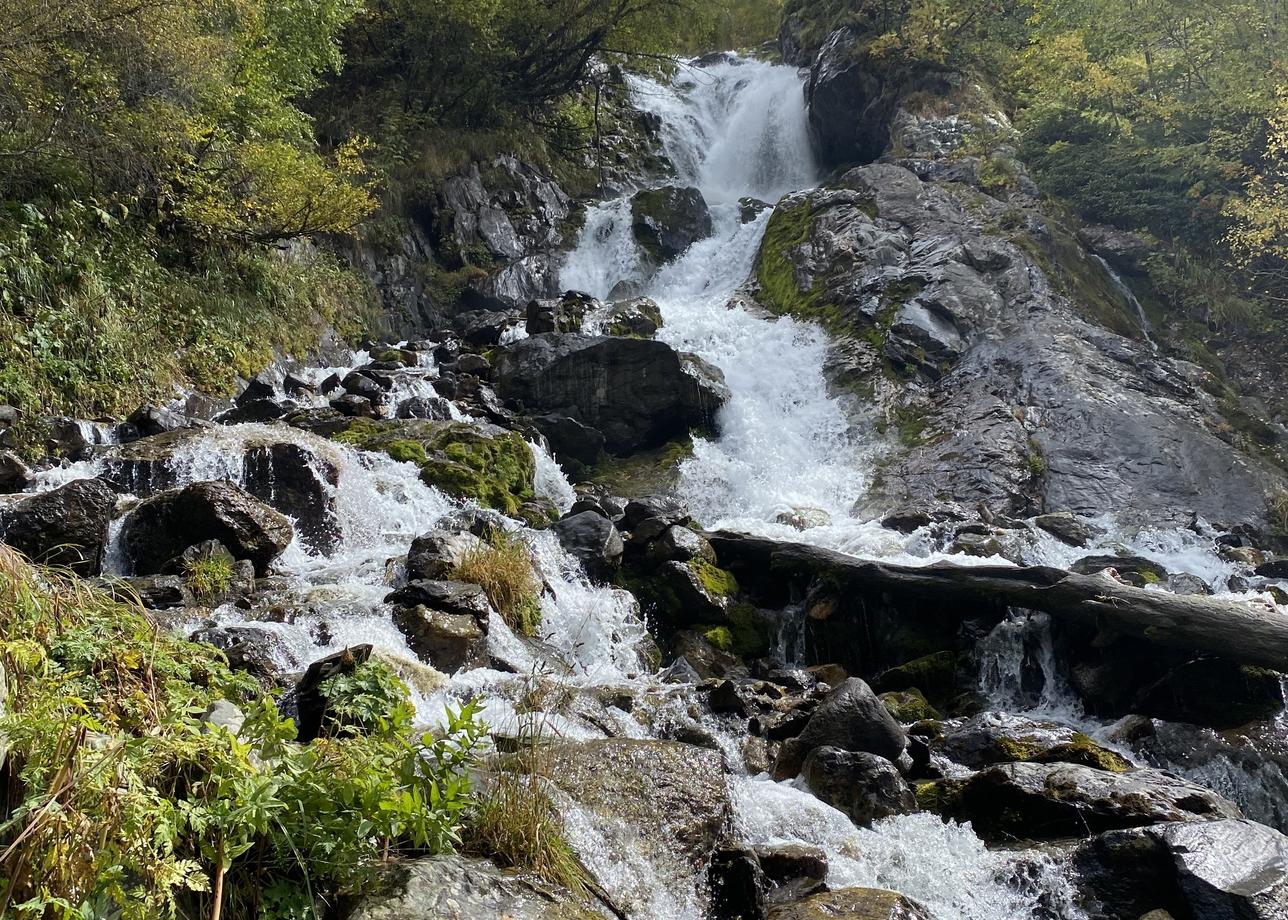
top-left (385, 580), bottom-right (495, 621)
top-left (1070, 554), bottom-right (1171, 587)
top-left (801, 746), bottom-right (917, 826)
top-left (405, 530), bottom-right (485, 582)
top-left (345, 855), bottom-right (582, 920)
top-left (551, 511), bottom-right (624, 581)
top-left (768, 887), bottom-right (937, 920)
top-left (392, 605), bottom-right (487, 673)
top-left (0, 478), bottom-right (116, 574)
top-left (495, 334), bottom-right (728, 455)
top-left (0, 451), bottom-right (33, 494)
top-left (604, 297), bottom-right (664, 338)
top-left (646, 525), bottom-right (715, 565)
top-left (527, 414), bottom-right (606, 470)
top-left (526, 291), bottom-right (597, 335)
top-left (630, 185), bottom-right (713, 263)
top-left (936, 712), bottom-right (1131, 772)
top-left (943, 762), bottom-right (1240, 840)
top-left (189, 624), bottom-right (295, 681)
top-left (1075, 819), bottom-right (1288, 920)
top-left (773, 678), bottom-right (907, 780)
top-left (99, 575), bottom-right (192, 609)
top-left (1033, 512), bottom-right (1102, 547)
top-left (546, 739), bottom-right (730, 880)
top-left (121, 481), bottom-right (293, 576)
top-left (709, 847), bottom-right (767, 920)
top-left (396, 396), bottom-right (453, 421)
top-left (805, 28), bottom-right (901, 168)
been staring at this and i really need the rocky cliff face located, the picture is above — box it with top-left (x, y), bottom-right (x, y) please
top-left (758, 27), bottom-right (1288, 537)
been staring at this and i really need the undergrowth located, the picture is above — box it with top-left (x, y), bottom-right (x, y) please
top-left (0, 545), bottom-right (484, 920)
top-left (184, 552), bottom-right (237, 604)
top-left (452, 531), bottom-right (543, 636)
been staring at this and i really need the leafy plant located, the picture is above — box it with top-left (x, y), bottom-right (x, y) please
top-left (452, 530), bottom-right (543, 636)
top-left (0, 544), bottom-right (485, 920)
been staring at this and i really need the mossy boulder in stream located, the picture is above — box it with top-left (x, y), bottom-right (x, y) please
top-left (332, 418), bottom-right (535, 515)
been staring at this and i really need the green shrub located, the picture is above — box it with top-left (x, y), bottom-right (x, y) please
top-left (184, 552), bottom-right (237, 603)
top-left (0, 545), bottom-right (484, 919)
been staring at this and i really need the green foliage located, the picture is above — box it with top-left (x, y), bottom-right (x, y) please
top-left (453, 531), bottom-right (544, 636)
top-left (318, 660), bottom-right (417, 737)
top-left (0, 545), bottom-right (485, 919)
top-left (0, 201), bottom-right (372, 431)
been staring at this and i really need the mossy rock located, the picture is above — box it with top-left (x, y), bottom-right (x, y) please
top-left (703, 625), bottom-right (735, 652)
top-left (332, 419), bottom-right (535, 515)
top-left (690, 558), bottom-right (738, 598)
top-left (587, 436), bottom-right (693, 493)
top-left (914, 778), bottom-right (965, 816)
top-left (874, 650), bottom-right (963, 703)
top-left (880, 689), bottom-right (941, 723)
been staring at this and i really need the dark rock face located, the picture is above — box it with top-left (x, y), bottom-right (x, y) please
top-left (405, 530), bottom-right (484, 581)
top-left (1075, 819), bottom-right (1288, 920)
top-left (630, 185), bottom-right (714, 263)
top-left (947, 762), bottom-right (1240, 840)
top-left (801, 746), bottom-right (917, 825)
top-left (525, 291), bottom-right (596, 335)
top-left (0, 450), bottom-right (34, 494)
top-left (805, 28), bottom-right (900, 168)
top-left (122, 481), bottom-right (293, 576)
top-left (0, 478), bottom-right (116, 574)
top-left (605, 297), bottom-right (664, 338)
top-left (774, 678), bottom-right (907, 779)
top-left (936, 713), bottom-right (1131, 772)
top-left (494, 334), bottom-right (729, 455)
top-left (551, 511), bottom-right (624, 581)
top-left (758, 163), bottom-right (1288, 527)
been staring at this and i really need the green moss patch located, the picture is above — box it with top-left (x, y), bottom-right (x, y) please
top-left (333, 419), bottom-right (535, 514)
top-left (690, 558), bottom-right (739, 598)
top-left (880, 689), bottom-right (942, 723)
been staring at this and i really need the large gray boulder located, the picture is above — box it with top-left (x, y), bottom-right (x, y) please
top-left (945, 762), bottom-right (1240, 841)
top-left (121, 481), bottom-right (293, 576)
top-left (773, 678), bottom-right (907, 780)
top-left (345, 855), bottom-right (587, 919)
top-left (1075, 819), bottom-right (1288, 920)
top-left (0, 478), bottom-right (116, 575)
top-left (630, 185), bottom-right (713, 264)
top-left (801, 747), bottom-right (917, 826)
top-left (495, 334), bottom-right (728, 455)
top-left (552, 511), bottom-right (624, 581)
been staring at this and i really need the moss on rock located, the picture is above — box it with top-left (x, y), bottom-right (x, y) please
top-left (689, 558), bottom-right (738, 598)
top-left (332, 419), bottom-right (535, 514)
top-left (880, 689), bottom-right (942, 723)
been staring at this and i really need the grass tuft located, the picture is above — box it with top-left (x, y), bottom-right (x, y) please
top-left (453, 531), bottom-right (543, 636)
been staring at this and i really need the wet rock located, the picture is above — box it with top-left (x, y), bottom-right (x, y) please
top-left (392, 605), bottom-right (487, 673)
top-left (100, 575), bottom-right (192, 609)
top-left (1033, 512), bottom-right (1101, 547)
top-left (455, 309), bottom-right (523, 347)
top-left (604, 297), bottom-right (664, 338)
top-left (345, 855), bottom-right (581, 920)
top-left (331, 394), bottom-right (378, 418)
top-left (190, 624), bottom-right (294, 681)
top-left (630, 185), bottom-right (713, 263)
top-left (1077, 224), bottom-right (1152, 276)
top-left (671, 629), bottom-right (750, 681)
top-left (709, 847), bottom-right (767, 920)
top-left (936, 713), bottom-right (1131, 772)
top-left (126, 403), bottom-right (188, 439)
top-left (1070, 554), bottom-right (1171, 587)
top-left (526, 291), bottom-right (596, 334)
top-left (385, 580), bottom-right (495, 621)
top-left (945, 762), bottom-right (1240, 840)
top-left (551, 511), bottom-right (624, 581)
top-left (805, 28), bottom-right (903, 167)
top-left (527, 414), bottom-right (606, 471)
top-left (1256, 559), bottom-right (1288, 579)
top-left (121, 481), bottom-right (293, 576)
top-left (495, 334), bottom-right (728, 455)
top-left (216, 397), bottom-right (291, 425)
top-left (879, 689), bottom-right (940, 723)
top-left (624, 494), bottom-right (692, 530)
top-left (1075, 819), bottom-right (1288, 920)
top-left (396, 396), bottom-right (453, 421)
top-left (243, 441), bottom-right (341, 554)
top-left (801, 746), bottom-right (917, 826)
top-left (754, 844), bottom-right (828, 889)
top-left (774, 508), bottom-right (832, 531)
top-left (0, 478), bottom-right (116, 574)
top-left (773, 678), bottom-right (907, 780)
top-left (405, 530), bottom-right (485, 582)
top-left (646, 525), bottom-right (715, 565)
top-left (547, 739), bottom-right (730, 879)
top-left (768, 887), bottom-right (937, 920)
top-left (740, 197), bottom-right (771, 223)
top-left (0, 450), bottom-right (32, 493)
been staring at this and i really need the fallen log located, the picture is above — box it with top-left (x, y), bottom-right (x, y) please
top-left (706, 531), bottom-right (1288, 673)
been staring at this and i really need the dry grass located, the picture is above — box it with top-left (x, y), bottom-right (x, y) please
top-left (1271, 489), bottom-right (1288, 535)
top-left (453, 531), bottom-right (543, 636)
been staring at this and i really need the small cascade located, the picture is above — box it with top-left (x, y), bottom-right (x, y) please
top-left (1093, 255), bottom-right (1155, 348)
top-left (977, 610), bottom-right (1083, 720)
